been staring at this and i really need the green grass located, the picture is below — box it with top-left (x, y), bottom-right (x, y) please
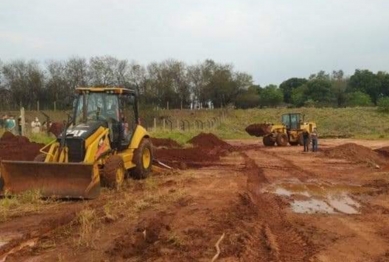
top-left (0, 190), bottom-right (52, 221)
top-left (150, 107), bottom-right (389, 140)
top-left (3, 107), bottom-right (389, 144)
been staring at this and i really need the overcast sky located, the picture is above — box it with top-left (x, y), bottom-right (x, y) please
top-left (0, 0), bottom-right (388, 86)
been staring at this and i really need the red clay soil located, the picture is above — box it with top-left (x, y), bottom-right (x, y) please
top-left (0, 131), bottom-right (44, 161)
top-left (151, 137), bottom-right (181, 148)
top-left (154, 133), bottom-right (232, 169)
top-left (374, 146), bottom-right (389, 158)
top-left (48, 122), bottom-right (64, 137)
top-left (245, 123), bottom-right (272, 137)
top-left (324, 143), bottom-right (386, 166)
top-left (188, 132), bottom-right (231, 149)
top-left (154, 147), bottom-right (220, 169)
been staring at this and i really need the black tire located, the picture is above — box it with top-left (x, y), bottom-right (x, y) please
top-left (34, 154), bottom-right (46, 162)
top-left (263, 135), bottom-right (275, 147)
top-left (102, 155), bottom-right (126, 189)
top-left (131, 138), bottom-right (153, 179)
top-left (276, 133), bottom-right (288, 146)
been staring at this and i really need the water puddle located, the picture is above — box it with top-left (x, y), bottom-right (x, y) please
top-left (264, 181), bottom-right (365, 215)
top-left (291, 199), bottom-right (335, 214)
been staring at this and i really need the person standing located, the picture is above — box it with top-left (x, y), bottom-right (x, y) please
top-left (302, 129), bottom-right (310, 152)
top-left (31, 117), bottom-right (41, 134)
top-left (311, 128), bottom-right (318, 152)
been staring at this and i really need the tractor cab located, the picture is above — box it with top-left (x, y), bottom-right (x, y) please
top-left (72, 87), bottom-right (138, 150)
top-left (281, 113), bottom-right (303, 130)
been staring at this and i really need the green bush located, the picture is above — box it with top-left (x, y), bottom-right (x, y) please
top-left (377, 97), bottom-right (389, 112)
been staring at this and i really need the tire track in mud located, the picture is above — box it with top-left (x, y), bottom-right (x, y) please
top-left (261, 150), bottom-right (316, 181)
top-left (240, 152), bottom-right (316, 261)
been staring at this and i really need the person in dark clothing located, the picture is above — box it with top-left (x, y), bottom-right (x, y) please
top-left (17, 116), bottom-right (22, 135)
top-left (302, 129), bottom-right (310, 152)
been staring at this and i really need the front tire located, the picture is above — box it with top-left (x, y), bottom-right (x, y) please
top-left (263, 135), bottom-right (275, 146)
top-left (131, 138), bottom-right (153, 179)
top-left (276, 133), bottom-right (288, 146)
top-left (102, 155), bottom-right (126, 189)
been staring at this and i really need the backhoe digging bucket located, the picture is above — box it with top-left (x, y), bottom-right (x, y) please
top-left (0, 161), bottom-right (100, 199)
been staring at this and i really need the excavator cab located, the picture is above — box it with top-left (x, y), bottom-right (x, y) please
top-left (0, 87), bottom-right (152, 199)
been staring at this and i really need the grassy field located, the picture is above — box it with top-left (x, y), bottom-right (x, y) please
top-left (2, 107), bottom-right (389, 144)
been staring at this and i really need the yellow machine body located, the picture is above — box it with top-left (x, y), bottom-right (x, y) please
top-left (0, 87), bottom-right (152, 199)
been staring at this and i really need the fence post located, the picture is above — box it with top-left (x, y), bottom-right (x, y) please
top-left (176, 119), bottom-right (180, 130)
top-left (163, 118), bottom-right (166, 130)
top-left (54, 101), bottom-right (57, 112)
top-left (20, 107), bottom-right (25, 136)
top-left (37, 101), bottom-right (40, 111)
top-left (153, 118), bottom-right (157, 131)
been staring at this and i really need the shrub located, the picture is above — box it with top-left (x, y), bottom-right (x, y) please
top-left (377, 97), bottom-right (389, 112)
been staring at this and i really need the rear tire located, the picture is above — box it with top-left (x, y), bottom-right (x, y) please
top-left (34, 154), bottom-right (46, 162)
top-left (276, 133), bottom-right (288, 146)
top-left (263, 135), bottom-right (275, 146)
top-left (102, 155), bottom-right (126, 189)
top-left (131, 138), bottom-right (153, 179)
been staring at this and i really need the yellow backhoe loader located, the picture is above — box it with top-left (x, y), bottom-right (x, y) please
top-left (246, 113), bottom-right (317, 147)
top-left (0, 87), bottom-right (153, 199)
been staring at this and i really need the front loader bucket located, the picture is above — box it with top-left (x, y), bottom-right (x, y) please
top-left (0, 161), bottom-right (100, 199)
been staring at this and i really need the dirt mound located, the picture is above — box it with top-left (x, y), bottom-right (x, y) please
top-left (374, 146), bottom-right (389, 158)
top-left (0, 132), bottom-right (44, 161)
top-left (245, 123), bottom-right (272, 137)
top-left (324, 143), bottom-right (386, 166)
top-left (154, 133), bottom-right (231, 169)
top-left (154, 147), bottom-right (221, 169)
top-left (151, 137), bottom-right (181, 148)
top-left (188, 132), bottom-right (231, 149)
top-left (48, 122), bottom-right (64, 137)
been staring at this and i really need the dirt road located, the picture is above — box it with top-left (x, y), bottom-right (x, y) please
top-left (1, 138), bottom-right (389, 261)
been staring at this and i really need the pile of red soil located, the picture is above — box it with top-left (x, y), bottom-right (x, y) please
top-left (374, 146), bottom-right (389, 158)
top-left (0, 132), bottom-right (44, 161)
top-left (245, 123), bottom-right (272, 137)
top-left (151, 137), bottom-right (181, 148)
top-left (48, 122), bottom-right (64, 137)
top-left (188, 132), bottom-right (231, 149)
top-left (154, 147), bottom-right (220, 169)
top-left (154, 133), bottom-right (231, 169)
top-left (324, 143), bottom-right (386, 166)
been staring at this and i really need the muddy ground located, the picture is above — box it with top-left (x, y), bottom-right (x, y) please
top-left (1, 134), bottom-right (389, 262)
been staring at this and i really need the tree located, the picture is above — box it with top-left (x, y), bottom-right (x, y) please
top-left (259, 85), bottom-right (283, 107)
top-left (346, 91), bottom-right (372, 107)
top-left (305, 79), bottom-right (335, 106)
top-left (2, 60), bottom-right (45, 109)
top-left (331, 70), bottom-right (348, 107)
top-left (235, 85), bottom-right (260, 109)
top-left (377, 97), bottom-right (389, 112)
top-left (291, 84), bottom-right (308, 107)
top-left (377, 71), bottom-right (389, 97)
top-left (279, 77), bottom-right (307, 103)
top-left (349, 69), bottom-right (381, 105)
top-left (46, 60), bottom-right (69, 109)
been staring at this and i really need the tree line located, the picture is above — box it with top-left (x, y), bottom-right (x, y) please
top-left (0, 56), bottom-right (388, 111)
